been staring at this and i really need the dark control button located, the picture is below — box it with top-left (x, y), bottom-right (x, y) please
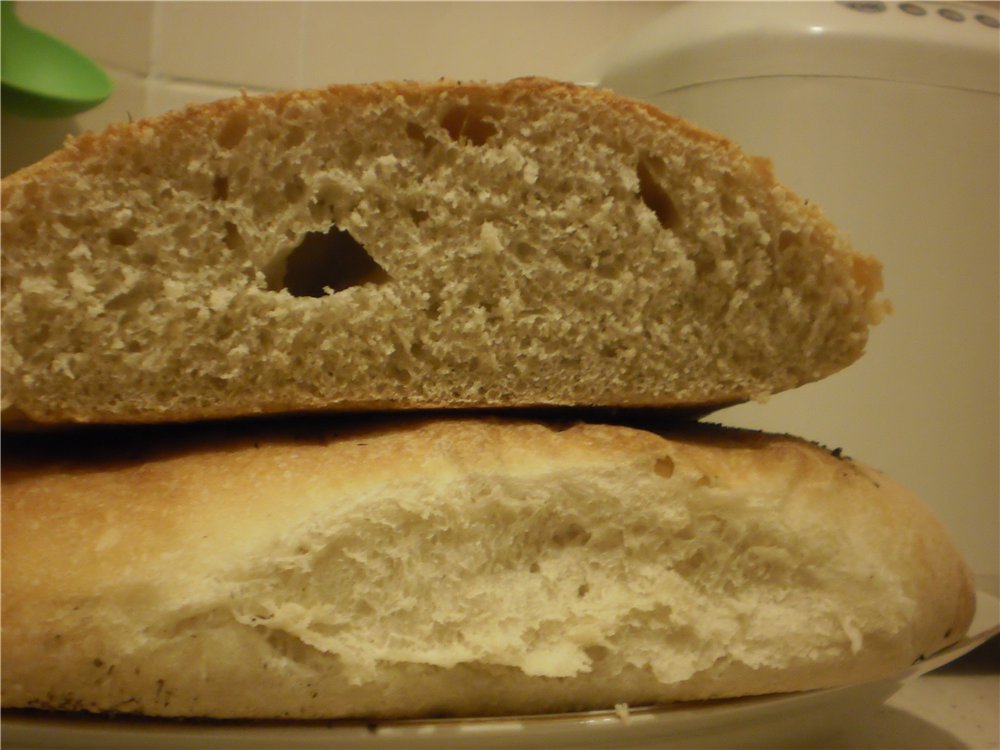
top-left (839, 1), bottom-right (887, 12)
top-left (975, 13), bottom-right (999, 28)
top-left (899, 3), bottom-right (927, 16)
top-left (937, 7), bottom-right (965, 21)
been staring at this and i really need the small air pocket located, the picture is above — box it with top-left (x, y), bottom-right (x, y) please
top-left (441, 103), bottom-right (501, 146)
top-left (637, 156), bottom-right (679, 231)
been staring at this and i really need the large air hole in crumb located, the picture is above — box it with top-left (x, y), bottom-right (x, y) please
top-left (694, 252), bottom-right (717, 276)
top-left (223, 222), bottom-right (245, 251)
top-left (405, 122), bottom-right (437, 155)
top-left (513, 242), bottom-right (537, 262)
top-left (264, 226), bottom-right (391, 297)
top-left (553, 247), bottom-right (588, 272)
top-left (388, 363), bottom-right (413, 383)
top-left (595, 257), bottom-right (623, 279)
top-left (637, 157), bottom-right (679, 230)
top-left (674, 549), bottom-right (707, 576)
top-left (285, 125), bottom-right (305, 148)
top-left (551, 522), bottom-right (591, 547)
top-left (217, 111), bottom-right (249, 149)
top-left (720, 192), bottom-right (740, 218)
top-left (778, 230), bottom-right (800, 251)
top-left (441, 103), bottom-right (500, 146)
top-left (284, 176), bottom-right (307, 203)
top-left (212, 175), bottom-right (229, 200)
top-left (108, 227), bottom-right (137, 246)
top-left (405, 122), bottom-right (424, 141)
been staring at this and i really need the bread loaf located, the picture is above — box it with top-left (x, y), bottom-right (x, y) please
top-left (1, 417), bottom-right (973, 719)
top-left (0, 78), bottom-right (887, 425)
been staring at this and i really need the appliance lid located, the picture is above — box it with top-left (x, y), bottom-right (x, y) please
top-left (594, 1), bottom-right (999, 95)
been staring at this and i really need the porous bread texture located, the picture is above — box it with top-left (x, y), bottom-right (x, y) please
top-left (1, 78), bottom-right (888, 425)
top-left (1, 418), bottom-right (973, 719)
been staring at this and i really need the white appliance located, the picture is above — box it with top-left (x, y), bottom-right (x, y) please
top-left (587, 1), bottom-right (999, 584)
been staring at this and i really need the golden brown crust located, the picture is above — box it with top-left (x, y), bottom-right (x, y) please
top-left (1, 417), bottom-right (973, 719)
top-left (2, 79), bottom-right (733, 187)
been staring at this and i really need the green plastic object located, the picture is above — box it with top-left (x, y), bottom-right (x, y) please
top-left (1, 0), bottom-right (112, 117)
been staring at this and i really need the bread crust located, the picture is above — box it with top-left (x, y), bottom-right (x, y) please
top-left (1, 417), bottom-right (973, 719)
top-left (1, 78), bottom-right (887, 425)
top-left (1, 79), bottom-right (733, 182)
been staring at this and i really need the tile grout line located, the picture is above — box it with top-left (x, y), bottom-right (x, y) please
top-left (145, 0), bottom-right (166, 118)
top-left (297, 1), bottom-right (307, 89)
top-left (143, 0), bottom-right (285, 115)
top-left (147, 74), bottom-right (279, 95)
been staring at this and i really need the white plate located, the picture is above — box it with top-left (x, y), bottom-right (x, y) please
top-left (4, 591), bottom-right (998, 750)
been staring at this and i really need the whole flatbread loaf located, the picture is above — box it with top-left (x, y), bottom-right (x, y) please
top-left (1, 78), bottom-right (887, 425)
top-left (1, 417), bottom-right (972, 719)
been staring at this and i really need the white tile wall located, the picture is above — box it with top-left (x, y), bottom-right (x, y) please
top-left (4, 0), bottom-right (673, 145)
top-left (144, 78), bottom-right (260, 119)
top-left (77, 68), bottom-right (147, 129)
top-left (153, 1), bottom-right (305, 90)
top-left (299, 2), bottom-right (670, 86)
top-left (17, 0), bottom-right (154, 74)
top-left (2, 0), bottom-right (673, 173)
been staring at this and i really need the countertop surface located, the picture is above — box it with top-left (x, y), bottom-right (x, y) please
top-left (832, 634), bottom-right (999, 749)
